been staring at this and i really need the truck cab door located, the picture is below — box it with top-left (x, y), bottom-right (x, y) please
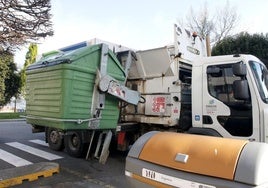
top-left (201, 62), bottom-right (259, 141)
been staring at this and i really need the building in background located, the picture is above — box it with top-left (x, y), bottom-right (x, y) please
top-left (0, 97), bottom-right (26, 112)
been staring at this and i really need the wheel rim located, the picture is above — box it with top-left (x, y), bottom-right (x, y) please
top-left (47, 128), bottom-right (64, 151)
top-left (64, 131), bottom-right (85, 157)
top-left (71, 135), bottom-right (79, 147)
top-left (69, 133), bottom-right (81, 151)
top-left (50, 130), bottom-right (59, 144)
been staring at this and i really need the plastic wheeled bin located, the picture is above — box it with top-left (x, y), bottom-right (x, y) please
top-left (26, 44), bottom-right (126, 130)
top-left (125, 131), bottom-right (268, 188)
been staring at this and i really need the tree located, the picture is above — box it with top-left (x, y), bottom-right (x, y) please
top-left (185, 2), bottom-right (214, 40)
top-left (212, 32), bottom-right (268, 66)
top-left (182, 1), bottom-right (238, 44)
top-left (0, 49), bottom-right (21, 107)
top-left (20, 43), bottom-right (38, 96)
top-left (0, 50), bottom-right (10, 105)
top-left (0, 0), bottom-right (53, 50)
top-left (4, 61), bottom-right (21, 109)
top-left (213, 1), bottom-right (238, 43)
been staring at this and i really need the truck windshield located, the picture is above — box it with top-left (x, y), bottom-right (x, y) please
top-left (249, 61), bottom-right (268, 103)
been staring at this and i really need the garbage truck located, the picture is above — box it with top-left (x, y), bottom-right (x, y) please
top-left (26, 24), bottom-right (268, 160)
top-left (116, 24), bottom-right (268, 151)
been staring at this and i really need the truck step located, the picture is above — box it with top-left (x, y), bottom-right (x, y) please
top-left (86, 130), bottom-right (112, 164)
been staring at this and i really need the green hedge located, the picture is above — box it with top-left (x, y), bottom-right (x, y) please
top-left (0, 112), bottom-right (25, 119)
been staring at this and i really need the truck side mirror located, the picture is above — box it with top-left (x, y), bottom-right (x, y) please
top-left (233, 62), bottom-right (247, 77)
top-left (233, 80), bottom-right (250, 100)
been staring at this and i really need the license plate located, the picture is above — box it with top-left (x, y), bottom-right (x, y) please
top-left (142, 168), bottom-right (216, 188)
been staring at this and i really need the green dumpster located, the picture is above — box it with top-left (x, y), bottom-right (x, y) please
top-left (26, 44), bottom-right (126, 130)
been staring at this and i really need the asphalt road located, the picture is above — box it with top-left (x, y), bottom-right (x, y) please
top-left (0, 120), bottom-right (129, 188)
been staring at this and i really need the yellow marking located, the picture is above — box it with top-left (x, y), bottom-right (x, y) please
top-left (0, 164), bottom-right (59, 188)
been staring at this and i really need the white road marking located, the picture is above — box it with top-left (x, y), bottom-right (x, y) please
top-left (0, 149), bottom-right (33, 167)
top-left (6, 142), bottom-right (63, 161)
top-left (29, 139), bottom-right (49, 147)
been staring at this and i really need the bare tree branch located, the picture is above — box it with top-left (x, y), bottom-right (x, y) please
top-left (213, 1), bottom-right (238, 43)
top-left (0, 0), bottom-right (53, 50)
top-left (181, 1), bottom-right (238, 44)
top-left (186, 2), bottom-right (214, 39)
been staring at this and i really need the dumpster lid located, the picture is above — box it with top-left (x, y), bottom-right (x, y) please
top-left (27, 57), bottom-right (71, 70)
top-left (27, 48), bottom-right (77, 71)
top-left (27, 44), bottom-right (126, 74)
top-left (136, 132), bottom-right (247, 180)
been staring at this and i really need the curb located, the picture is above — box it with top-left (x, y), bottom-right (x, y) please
top-left (0, 119), bottom-right (25, 122)
top-left (0, 162), bottom-right (59, 187)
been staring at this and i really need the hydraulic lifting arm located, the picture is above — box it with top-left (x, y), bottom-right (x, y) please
top-left (99, 74), bottom-right (140, 105)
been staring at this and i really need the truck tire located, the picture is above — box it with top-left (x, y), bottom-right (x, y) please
top-left (46, 128), bottom-right (64, 151)
top-left (178, 111), bottom-right (192, 131)
top-left (64, 131), bottom-right (85, 158)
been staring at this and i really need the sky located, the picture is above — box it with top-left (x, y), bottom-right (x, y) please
top-left (14, 0), bottom-right (268, 68)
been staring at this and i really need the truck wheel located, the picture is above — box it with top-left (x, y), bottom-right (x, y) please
top-left (64, 131), bottom-right (85, 158)
top-left (47, 128), bottom-right (64, 151)
top-left (178, 111), bottom-right (192, 131)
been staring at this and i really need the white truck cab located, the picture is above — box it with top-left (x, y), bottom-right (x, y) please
top-left (186, 54), bottom-right (268, 142)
